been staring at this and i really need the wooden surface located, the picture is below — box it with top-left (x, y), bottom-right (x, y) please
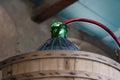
top-left (32, 0), bottom-right (77, 23)
top-left (1, 50), bottom-right (120, 80)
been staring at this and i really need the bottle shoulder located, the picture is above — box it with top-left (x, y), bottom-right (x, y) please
top-left (38, 38), bottom-right (79, 50)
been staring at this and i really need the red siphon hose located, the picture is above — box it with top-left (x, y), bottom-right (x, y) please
top-left (64, 18), bottom-right (120, 48)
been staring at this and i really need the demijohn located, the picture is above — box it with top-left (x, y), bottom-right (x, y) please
top-left (38, 21), bottom-right (79, 50)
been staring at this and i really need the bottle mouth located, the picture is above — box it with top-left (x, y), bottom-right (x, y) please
top-left (50, 22), bottom-right (68, 38)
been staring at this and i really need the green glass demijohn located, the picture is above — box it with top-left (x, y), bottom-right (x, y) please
top-left (38, 21), bottom-right (79, 50)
